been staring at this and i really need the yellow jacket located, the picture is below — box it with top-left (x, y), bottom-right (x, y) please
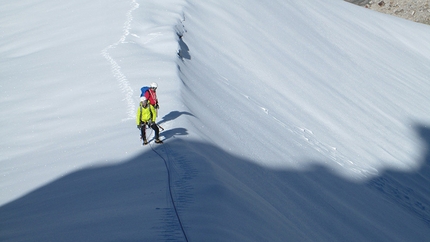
top-left (136, 104), bottom-right (157, 125)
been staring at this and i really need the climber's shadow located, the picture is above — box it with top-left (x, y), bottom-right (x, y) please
top-left (158, 111), bottom-right (194, 125)
top-left (157, 111), bottom-right (194, 140)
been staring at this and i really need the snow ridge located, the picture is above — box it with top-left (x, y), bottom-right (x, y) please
top-left (101, 0), bottom-right (139, 120)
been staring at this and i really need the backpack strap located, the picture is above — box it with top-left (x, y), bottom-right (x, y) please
top-left (139, 103), bottom-right (145, 126)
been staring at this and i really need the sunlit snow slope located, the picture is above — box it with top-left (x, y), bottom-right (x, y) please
top-left (179, 0), bottom-right (430, 179)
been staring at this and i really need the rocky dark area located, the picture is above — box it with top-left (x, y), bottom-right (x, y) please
top-left (345, 0), bottom-right (430, 25)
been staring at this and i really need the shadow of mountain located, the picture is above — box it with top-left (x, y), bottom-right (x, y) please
top-left (0, 150), bottom-right (186, 241)
top-left (366, 125), bottom-right (430, 227)
top-left (1, 126), bottom-right (429, 241)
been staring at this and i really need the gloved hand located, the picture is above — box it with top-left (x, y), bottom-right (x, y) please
top-left (154, 103), bottom-right (159, 109)
top-left (137, 125), bottom-right (141, 129)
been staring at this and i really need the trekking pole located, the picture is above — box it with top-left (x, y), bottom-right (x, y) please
top-left (158, 124), bottom-right (165, 131)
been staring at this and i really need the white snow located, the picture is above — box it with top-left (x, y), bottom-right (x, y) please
top-left (1, 0), bottom-right (430, 241)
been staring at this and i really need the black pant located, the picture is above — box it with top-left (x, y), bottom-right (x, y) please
top-left (140, 122), bottom-right (160, 140)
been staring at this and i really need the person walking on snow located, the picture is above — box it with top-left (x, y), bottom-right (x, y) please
top-left (136, 82), bottom-right (162, 145)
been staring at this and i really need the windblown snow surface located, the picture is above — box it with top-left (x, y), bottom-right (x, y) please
top-left (1, 0), bottom-right (430, 241)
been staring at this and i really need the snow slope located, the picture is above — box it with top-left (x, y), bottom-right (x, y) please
top-left (1, 0), bottom-right (430, 241)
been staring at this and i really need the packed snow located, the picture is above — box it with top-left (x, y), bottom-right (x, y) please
top-left (1, 0), bottom-right (430, 241)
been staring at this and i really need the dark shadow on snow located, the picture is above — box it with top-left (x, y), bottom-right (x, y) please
top-left (175, 18), bottom-right (190, 61)
top-left (177, 35), bottom-right (190, 61)
top-left (367, 124), bottom-right (430, 225)
top-left (0, 125), bottom-right (429, 241)
top-left (158, 110), bottom-right (194, 126)
top-left (160, 127), bottom-right (189, 140)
